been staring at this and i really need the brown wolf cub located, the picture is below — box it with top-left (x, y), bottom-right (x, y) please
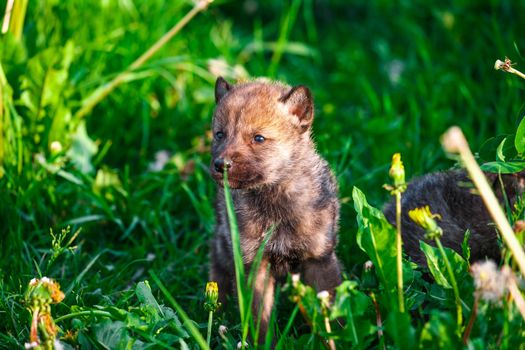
top-left (209, 77), bottom-right (342, 339)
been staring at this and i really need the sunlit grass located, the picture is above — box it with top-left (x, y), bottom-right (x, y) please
top-left (1, 0), bottom-right (525, 348)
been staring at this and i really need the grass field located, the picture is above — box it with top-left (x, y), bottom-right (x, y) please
top-left (2, 1), bottom-right (525, 349)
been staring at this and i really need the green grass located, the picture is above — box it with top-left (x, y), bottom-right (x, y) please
top-left (1, 0), bottom-right (525, 348)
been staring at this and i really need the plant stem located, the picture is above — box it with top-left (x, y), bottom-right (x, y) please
top-left (1, 0), bottom-right (14, 34)
top-left (324, 316), bottom-right (336, 350)
top-left (74, 0), bottom-right (213, 120)
top-left (206, 310), bottom-right (213, 346)
top-left (9, 0), bottom-right (27, 40)
top-left (435, 238), bottom-right (462, 329)
top-left (502, 295), bottom-right (509, 350)
top-left (442, 127), bottom-right (525, 279)
top-left (463, 297), bottom-right (478, 344)
top-left (370, 292), bottom-right (386, 350)
top-left (295, 300), bottom-right (331, 350)
top-left (395, 191), bottom-right (405, 313)
top-left (2, 0), bottom-right (27, 39)
top-left (54, 310), bottom-right (113, 323)
top-left (505, 266), bottom-right (525, 320)
top-left (510, 68), bottom-right (525, 80)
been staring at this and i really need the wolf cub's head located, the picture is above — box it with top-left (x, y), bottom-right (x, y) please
top-left (210, 77), bottom-right (315, 189)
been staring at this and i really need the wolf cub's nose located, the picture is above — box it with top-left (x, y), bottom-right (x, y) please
top-left (214, 158), bottom-right (232, 173)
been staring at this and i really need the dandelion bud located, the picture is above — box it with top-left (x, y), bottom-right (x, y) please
top-left (361, 261), bottom-right (379, 291)
top-left (514, 220), bottom-right (525, 235)
top-left (317, 290), bottom-right (330, 300)
top-left (389, 153), bottom-right (406, 190)
top-left (26, 277), bottom-right (65, 305)
top-left (204, 281), bottom-right (220, 312)
top-left (237, 341), bottom-right (249, 349)
top-left (218, 325), bottom-right (228, 336)
top-left (317, 290), bottom-right (331, 311)
top-left (408, 206), bottom-right (443, 239)
top-left (50, 141), bottom-right (63, 155)
top-left (291, 273), bottom-right (300, 287)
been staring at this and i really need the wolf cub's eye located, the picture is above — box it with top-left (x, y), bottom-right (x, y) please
top-left (215, 131), bottom-right (225, 140)
top-left (253, 135), bottom-right (265, 143)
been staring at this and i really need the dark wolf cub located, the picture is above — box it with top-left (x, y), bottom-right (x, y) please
top-left (383, 170), bottom-right (525, 265)
top-left (209, 77), bottom-right (342, 339)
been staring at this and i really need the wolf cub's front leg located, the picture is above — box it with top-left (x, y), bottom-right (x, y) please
top-left (301, 253), bottom-right (342, 292)
top-left (250, 259), bottom-right (276, 343)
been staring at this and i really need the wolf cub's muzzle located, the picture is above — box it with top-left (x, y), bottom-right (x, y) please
top-left (213, 157), bottom-right (232, 173)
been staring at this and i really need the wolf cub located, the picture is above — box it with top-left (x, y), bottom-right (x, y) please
top-left (209, 77), bottom-right (342, 339)
top-left (383, 170), bottom-right (525, 265)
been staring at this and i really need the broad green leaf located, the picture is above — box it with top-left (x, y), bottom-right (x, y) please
top-left (420, 241), bottom-right (470, 293)
top-left (419, 311), bottom-right (462, 349)
top-left (515, 116), bottom-right (525, 154)
top-left (420, 242), bottom-right (452, 288)
top-left (353, 186), bottom-right (397, 304)
top-left (136, 281), bottom-right (163, 318)
top-left (0, 63), bottom-right (21, 170)
top-left (385, 311), bottom-right (417, 350)
top-left (331, 281), bottom-right (370, 319)
top-left (67, 120), bottom-right (98, 173)
top-left (92, 319), bottom-right (135, 349)
top-left (159, 305), bottom-right (188, 338)
top-left (330, 281), bottom-right (375, 347)
top-left (480, 160), bottom-right (525, 174)
top-left (93, 167), bottom-right (127, 200)
top-left (18, 41), bottom-right (75, 148)
top-left (149, 271), bottom-right (209, 350)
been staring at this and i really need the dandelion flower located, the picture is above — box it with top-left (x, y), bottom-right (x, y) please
top-left (389, 153), bottom-right (406, 189)
top-left (204, 281), bottom-right (220, 312)
top-left (408, 206), bottom-right (443, 239)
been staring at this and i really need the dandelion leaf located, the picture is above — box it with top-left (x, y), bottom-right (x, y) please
top-left (353, 187), bottom-right (397, 302)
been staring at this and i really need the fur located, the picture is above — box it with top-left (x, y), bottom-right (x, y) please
top-left (209, 78), bottom-right (342, 340)
top-left (383, 170), bottom-right (524, 265)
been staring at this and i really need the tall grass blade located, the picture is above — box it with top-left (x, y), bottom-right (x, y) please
top-left (223, 172), bottom-right (277, 347)
top-left (65, 251), bottom-right (104, 295)
top-left (275, 304), bottom-right (299, 350)
top-left (2, 0), bottom-right (27, 40)
top-left (268, 0), bottom-right (302, 77)
top-left (149, 270), bottom-right (210, 350)
top-left (222, 172), bottom-right (247, 323)
top-left (74, 0), bottom-right (213, 120)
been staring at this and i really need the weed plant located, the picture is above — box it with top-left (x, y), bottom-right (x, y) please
top-left (1, 1), bottom-right (525, 349)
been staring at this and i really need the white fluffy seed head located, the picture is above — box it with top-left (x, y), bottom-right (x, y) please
top-left (291, 273), bottom-right (300, 287)
top-left (470, 260), bottom-right (508, 303)
top-left (237, 341), bottom-right (248, 349)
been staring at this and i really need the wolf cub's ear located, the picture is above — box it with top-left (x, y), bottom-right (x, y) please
top-left (279, 86), bottom-right (314, 133)
top-left (215, 77), bottom-right (231, 103)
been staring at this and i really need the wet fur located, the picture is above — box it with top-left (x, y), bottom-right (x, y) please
top-left (209, 78), bottom-right (342, 340)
